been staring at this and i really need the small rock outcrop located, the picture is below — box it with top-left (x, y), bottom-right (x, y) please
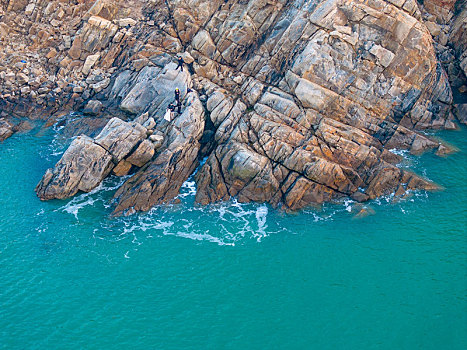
top-left (35, 135), bottom-right (114, 200)
top-left (0, 119), bottom-right (13, 141)
top-left (83, 100), bottom-right (103, 115)
top-left (36, 117), bottom-right (147, 200)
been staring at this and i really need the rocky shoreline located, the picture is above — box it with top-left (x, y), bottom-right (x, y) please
top-left (1, 0), bottom-right (466, 215)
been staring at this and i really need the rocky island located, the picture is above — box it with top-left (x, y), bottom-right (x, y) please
top-left (0, 0), bottom-right (466, 215)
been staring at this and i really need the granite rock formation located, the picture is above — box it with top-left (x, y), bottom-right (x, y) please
top-left (0, 118), bottom-right (13, 141)
top-left (0, 0), bottom-right (465, 214)
top-left (35, 117), bottom-right (147, 199)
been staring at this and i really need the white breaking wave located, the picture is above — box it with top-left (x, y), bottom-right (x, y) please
top-left (389, 148), bottom-right (421, 169)
top-left (343, 198), bottom-right (354, 213)
top-left (54, 167), bottom-right (433, 252)
top-left (56, 174), bottom-right (283, 247)
top-left (389, 148), bottom-right (410, 157)
top-left (176, 180), bottom-right (197, 199)
top-left (57, 175), bottom-right (129, 220)
top-left (254, 205), bottom-right (268, 242)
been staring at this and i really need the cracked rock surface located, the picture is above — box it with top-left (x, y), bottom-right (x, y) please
top-left (35, 117), bottom-right (147, 199)
top-left (0, 0), bottom-right (465, 214)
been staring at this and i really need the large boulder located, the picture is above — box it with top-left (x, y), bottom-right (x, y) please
top-left (93, 117), bottom-right (147, 162)
top-left (36, 118), bottom-right (147, 200)
top-left (71, 16), bottom-right (118, 58)
top-left (126, 140), bottom-right (155, 167)
top-left (83, 100), bottom-right (103, 115)
top-left (35, 135), bottom-right (114, 200)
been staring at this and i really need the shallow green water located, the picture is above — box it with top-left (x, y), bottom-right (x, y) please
top-left (0, 124), bottom-right (466, 349)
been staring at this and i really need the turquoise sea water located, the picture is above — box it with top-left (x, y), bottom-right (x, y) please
top-left (0, 124), bottom-right (466, 349)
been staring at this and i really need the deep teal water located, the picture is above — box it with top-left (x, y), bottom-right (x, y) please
top-left (0, 124), bottom-right (466, 350)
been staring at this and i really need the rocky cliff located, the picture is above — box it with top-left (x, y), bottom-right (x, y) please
top-left (0, 0), bottom-right (466, 214)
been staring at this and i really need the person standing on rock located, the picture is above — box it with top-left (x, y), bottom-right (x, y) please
top-left (175, 88), bottom-right (182, 113)
top-left (176, 56), bottom-right (184, 72)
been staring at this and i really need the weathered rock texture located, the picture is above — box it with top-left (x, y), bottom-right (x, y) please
top-left (0, 118), bottom-right (13, 141)
top-left (449, 3), bottom-right (467, 85)
top-left (112, 91), bottom-right (205, 216)
top-left (35, 117), bottom-right (148, 199)
top-left (0, 0), bottom-right (465, 214)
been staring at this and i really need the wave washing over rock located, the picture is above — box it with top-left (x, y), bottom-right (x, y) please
top-left (0, 0), bottom-right (466, 215)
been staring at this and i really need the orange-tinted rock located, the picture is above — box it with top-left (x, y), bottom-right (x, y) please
top-left (113, 160), bottom-right (132, 176)
top-left (69, 36), bottom-right (82, 60)
top-left (1, 0), bottom-right (462, 214)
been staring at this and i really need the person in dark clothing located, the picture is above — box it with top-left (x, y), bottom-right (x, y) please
top-left (176, 56), bottom-right (184, 71)
top-left (174, 88), bottom-right (182, 113)
top-left (168, 103), bottom-right (176, 112)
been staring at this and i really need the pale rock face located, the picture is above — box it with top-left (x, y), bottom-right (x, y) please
top-left (117, 18), bottom-right (137, 27)
top-left (35, 118), bottom-right (149, 200)
top-left (0, 119), bottom-right (13, 142)
top-left (86, 0), bottom-right (119, 21)
top-left (191, 0), bottom-right (454, 210)
top-left (170, 0), bottom-right (223, 43)
top-left (79, 16), bottom-right (119, 55)
top-left (94, 118), bottom-right (147, 162)
top-left (449, 6), bottom-right (467, 78)
top-left (82, 54), bottom-right (100, 75)
top-left (119, 63), bottom-right (191, 116)
top-left (35, 135), bottom-right (114, 200)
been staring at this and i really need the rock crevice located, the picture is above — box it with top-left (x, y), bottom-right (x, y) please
top-left (0, 0), bottom-right (463, 213)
